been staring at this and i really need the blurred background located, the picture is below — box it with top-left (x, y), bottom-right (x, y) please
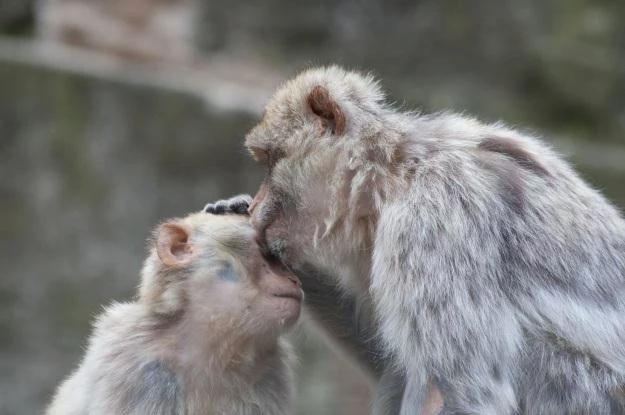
top-left (0, 0), bottom-right (624, 413)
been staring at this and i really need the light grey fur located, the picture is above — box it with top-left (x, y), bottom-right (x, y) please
top-left (47, 303), bottom-right (294, 415)
top-left (239, 66), bottom-right (625, 414)
top-left (372, 113), bottom-right (625, 414)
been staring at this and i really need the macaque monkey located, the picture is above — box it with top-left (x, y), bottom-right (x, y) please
top-left (47, 211), bottom-right (302, 415)
top-left (212, 66), bottom-right (625, 414)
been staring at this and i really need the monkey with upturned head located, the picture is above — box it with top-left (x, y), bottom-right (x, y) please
top-left (211, 66), bottom-right (625, 414)
top-left (47, 209), bottom-right (301, 415)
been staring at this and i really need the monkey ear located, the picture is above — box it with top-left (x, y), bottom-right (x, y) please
top-left (306, 85), bottom-right (346, 135)
top-left (155, 223), bottom-right (194, 267)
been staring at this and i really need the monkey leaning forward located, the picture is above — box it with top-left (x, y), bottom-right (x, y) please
top-left (212, 66), bottom-right (625, 415)
top-left (47, 211), bottom-right (302, 415)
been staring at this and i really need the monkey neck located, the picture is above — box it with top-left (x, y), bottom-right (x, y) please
top-left (332, 122), bottom-right (411, 224)
top-left (166, 311), bottom-right (283, 385)
top-left (134, 309), bottom-right (289, 414)
top-left (172, 317), bottom-right (286, 413)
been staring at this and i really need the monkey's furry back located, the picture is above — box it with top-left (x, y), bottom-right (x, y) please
top-left (369, 110), bottom-right (625, 412)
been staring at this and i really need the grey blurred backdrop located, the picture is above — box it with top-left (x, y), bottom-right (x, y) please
top-left (0, 1), bottom-right (624, 414)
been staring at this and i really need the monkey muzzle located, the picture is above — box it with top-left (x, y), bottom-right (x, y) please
top-left (259, 240), bottom-right (301, 288)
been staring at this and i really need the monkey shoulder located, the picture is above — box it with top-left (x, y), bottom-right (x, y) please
top-left (129, 360), bottom-right (184, 415)
top-left (89, 303), bottom-right (184, 414)
top-left (378, 127), bottom-right (625, 377)
top-left (48, 302), bottom-right (184, 415)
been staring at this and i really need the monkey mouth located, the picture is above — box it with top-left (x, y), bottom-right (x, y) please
top-left (272, 290), bottom-right (303, 301)
top-left (260, 244), bottom-right (302, 288)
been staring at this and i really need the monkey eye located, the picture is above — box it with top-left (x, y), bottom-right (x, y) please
top-left (217, 262), bottom-right (242, 282)
top-left (249, 146), bottom-right (269, 164)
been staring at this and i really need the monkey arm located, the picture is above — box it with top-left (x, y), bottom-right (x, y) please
top-left (372, 368), bottom-right (408, 414)
top-left (297, 262), bottom-right (444, 415)
top-left (294, 262), bottom-right (387, 380)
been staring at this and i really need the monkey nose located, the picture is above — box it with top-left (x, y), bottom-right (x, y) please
top-left (288, 274), bottom-right (302, 288)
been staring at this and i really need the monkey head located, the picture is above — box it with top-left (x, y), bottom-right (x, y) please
top-left (139, 213), bottom-right (302, 339)
top-left (245, 66), bottom-right (404, 289)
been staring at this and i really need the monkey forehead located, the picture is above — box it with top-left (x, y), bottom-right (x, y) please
top-left (246, 66), bottom-right (384, 147)
top-left (182, 213), bottom-right (255, 252)
top-left (182, 211), bottom-right (250, 227)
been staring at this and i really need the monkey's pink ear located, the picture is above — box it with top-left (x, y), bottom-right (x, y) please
top-left (155, 223), bottom-right (194, 267)
top-left (306, 85), bottom-right (346, 135)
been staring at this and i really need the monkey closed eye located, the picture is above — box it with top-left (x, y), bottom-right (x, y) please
top-left (217, 262), bottom-right (242, 282)
top-left (203, 194), bottom-right (252, 215)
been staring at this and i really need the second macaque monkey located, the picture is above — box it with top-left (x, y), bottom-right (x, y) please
top-left (212, 66), bottom-right (625, 414)
top-left (47, 212), bottom-right (302, 415)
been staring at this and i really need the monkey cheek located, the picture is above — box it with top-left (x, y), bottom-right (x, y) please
top-left (263, 212), bottom-right (313, 271)
top-left (264, 224), bottom-right (289, 259)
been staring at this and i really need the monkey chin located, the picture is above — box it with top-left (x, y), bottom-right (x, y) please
top-left (265, 293), bottom-right (302, 332)
top-left (257, 239), bottom-right (303, 331)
